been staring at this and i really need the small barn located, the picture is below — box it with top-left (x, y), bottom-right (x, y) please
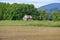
top-left (23, 15), bottom-right (32, 21)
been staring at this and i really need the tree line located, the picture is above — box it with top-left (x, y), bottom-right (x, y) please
top-left (0, 2), bottom-right (60, 21)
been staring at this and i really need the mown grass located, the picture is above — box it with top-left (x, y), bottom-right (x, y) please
top-left (0, 20), bottom-right (60, 27)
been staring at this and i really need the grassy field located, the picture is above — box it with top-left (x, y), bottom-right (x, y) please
top-left (0, 27), bottom-right (60, 40)
top-left (0, 20), bottom-right (60, 40)
top-left (0, 20), bottom-right (60, 27)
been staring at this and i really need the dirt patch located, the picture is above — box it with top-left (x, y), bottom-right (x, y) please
top-left (0, 26), bottom-right (60, 40)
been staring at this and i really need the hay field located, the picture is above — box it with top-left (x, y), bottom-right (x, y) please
top-left (0, 26), bottom-right (60, 40)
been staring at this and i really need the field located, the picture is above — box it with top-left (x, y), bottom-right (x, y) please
top-left (0, 20), bottom-right (60, 27)
top-left (0, 20), bottom-right (60, 40)
top-left (0, 27), bottom-right (60, 40)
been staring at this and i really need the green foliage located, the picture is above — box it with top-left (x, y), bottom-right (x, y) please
top-left (0, 2), bottom-right (60, 21)
top-left (39, 9), bottom-right (47, 20)
top-left (50, 11), bottom-right (60, 21)
top-left (0, 3), bottom-right (37, 20)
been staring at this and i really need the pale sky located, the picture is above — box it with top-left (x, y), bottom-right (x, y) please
top-left (0, 0), bottom-right (60, 8)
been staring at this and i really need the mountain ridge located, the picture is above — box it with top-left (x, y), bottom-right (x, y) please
top-left (37, 3), bottom-right (60, 14)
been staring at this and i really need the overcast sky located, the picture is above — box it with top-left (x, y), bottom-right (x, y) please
top-left (0, 0), bottom-right (60, 8)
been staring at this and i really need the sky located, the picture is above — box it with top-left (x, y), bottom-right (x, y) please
top-left (0, 0), bottom-right (60, 8)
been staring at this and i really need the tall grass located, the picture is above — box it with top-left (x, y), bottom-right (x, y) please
top-left (0, 20), bottom-right (60, 27)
